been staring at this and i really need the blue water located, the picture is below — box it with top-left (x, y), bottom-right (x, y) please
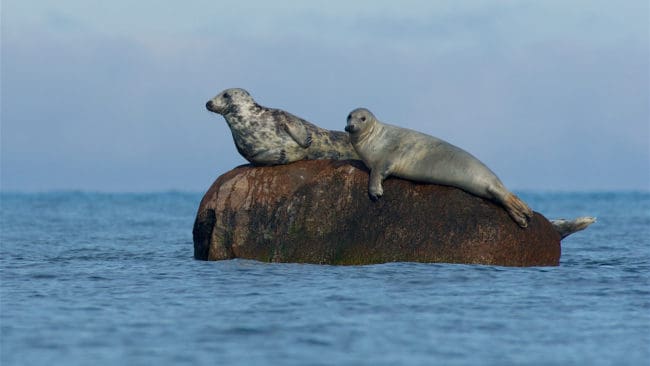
top-left (1, 191), bottom-right (648, 366)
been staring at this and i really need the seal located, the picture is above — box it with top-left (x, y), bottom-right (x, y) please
top-left (206, 88), bottom-right (358, 165)
top-left (345, 108), bottom-right (534, 228)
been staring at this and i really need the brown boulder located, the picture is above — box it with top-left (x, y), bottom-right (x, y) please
top-left (193, 160), bottom-right (561, 266)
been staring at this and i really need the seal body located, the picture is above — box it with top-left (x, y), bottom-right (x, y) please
top-left (206, 88), bottom-right (358, 165)
top-left (345, 108), bottom-right (533, 228)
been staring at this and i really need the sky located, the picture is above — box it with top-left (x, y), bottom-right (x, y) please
top-left (1, 0), bottom-right (649, 192)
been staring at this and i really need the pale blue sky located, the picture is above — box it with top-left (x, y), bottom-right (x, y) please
top-left (2, 1), bottom-right (649, 191)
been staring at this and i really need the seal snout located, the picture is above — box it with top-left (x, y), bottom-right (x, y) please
top-left (206, 100), bottom-right (214, 111)
top-left (345, 123), bottom-right (358, 133)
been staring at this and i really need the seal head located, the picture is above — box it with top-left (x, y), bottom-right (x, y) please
top-left (345, 108), bottom-right (375, 134)
top-left (206, 88), bottom-right (253, 116)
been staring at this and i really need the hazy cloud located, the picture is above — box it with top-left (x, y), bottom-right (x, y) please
top-left (2, 1), bottom-right (648, 191)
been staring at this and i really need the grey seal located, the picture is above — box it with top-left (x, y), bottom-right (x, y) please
top-left (206, 88), bottom-right (358, 165)
top-left (345, 108), bottom-right (534, 228)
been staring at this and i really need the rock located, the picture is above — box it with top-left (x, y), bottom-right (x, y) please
top-left (193, 160), bottom-right (562, 266)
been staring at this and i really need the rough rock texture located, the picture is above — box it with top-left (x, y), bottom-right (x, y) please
top-left (193, 160), bottom-right (562, 266)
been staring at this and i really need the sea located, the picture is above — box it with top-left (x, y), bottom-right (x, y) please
top-left (0, 191), bottom-right (648, 366)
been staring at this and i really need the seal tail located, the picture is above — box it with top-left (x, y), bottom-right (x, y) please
top-left (504, 193), bottom-right (534, 228)
top-left (550, 217), bottom-right (596, 239)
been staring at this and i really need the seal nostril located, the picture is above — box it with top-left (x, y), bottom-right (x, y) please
top-left (206, 101), bottom-right (213, 110)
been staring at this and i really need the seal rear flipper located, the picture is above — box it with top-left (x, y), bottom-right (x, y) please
top-left (550, 217), bottom-right (596, 239)
top-left (504, 193), bottom-right (534, 228)
top-left (250, 149), bottom-right (293, 165)
top-left (488, 187), bottom-right (533, 228)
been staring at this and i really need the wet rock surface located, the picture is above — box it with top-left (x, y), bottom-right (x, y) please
top-left (193, 160), bottom-right (561, 266)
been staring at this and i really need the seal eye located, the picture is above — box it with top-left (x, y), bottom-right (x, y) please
top-left (347, 114), bottom-right (352, 121)
top-left (361, 117), bottom-right (366, 122)
top-left (223, 92), bottom-right (231, 99)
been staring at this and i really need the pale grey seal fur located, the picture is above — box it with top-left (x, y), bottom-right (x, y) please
top-left (345, 108), bottom-right (534, 228)
top-left (206, 88), bottom-right (358, 165)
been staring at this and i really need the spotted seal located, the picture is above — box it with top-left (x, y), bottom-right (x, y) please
top-left (345, 108), bottom-right (534, 228)
top-left (205, 88), bottom-right (358, 165)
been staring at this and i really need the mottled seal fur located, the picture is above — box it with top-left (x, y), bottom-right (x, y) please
top-left (345, 108), bottom-right (534, 228)
top-left (206, 88), bottom-right (358, 165)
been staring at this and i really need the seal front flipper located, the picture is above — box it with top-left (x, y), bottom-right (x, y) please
top-left (368, 169), bottom-right (384, 200)
top-left (368, 163), bottom-right (392, 200)
top-left (282, 118), bottom-right (312, 149)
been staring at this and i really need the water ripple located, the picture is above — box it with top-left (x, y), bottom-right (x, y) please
top-left (1, 192), bottom-right (649, 366)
